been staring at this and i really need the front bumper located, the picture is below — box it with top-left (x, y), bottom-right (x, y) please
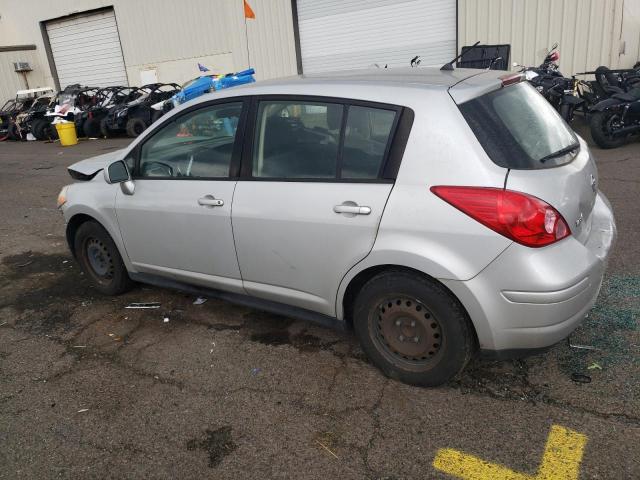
top-left (442, 192), bottom-right (616, 353)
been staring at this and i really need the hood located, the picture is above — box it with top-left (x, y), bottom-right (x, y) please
top-left (67, 148), bottom-right (126, 179)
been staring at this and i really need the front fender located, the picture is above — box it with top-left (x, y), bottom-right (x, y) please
top-left (62, 182), bottom-right (136, 273)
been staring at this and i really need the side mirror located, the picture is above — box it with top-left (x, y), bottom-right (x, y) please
top-left (104, 160), bottom-right (135, 195)
top-left (104, 160), bottom-right (130, 184)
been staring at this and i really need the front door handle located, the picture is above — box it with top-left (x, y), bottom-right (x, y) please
top-left (333, 204), bottom-right (371, 215)
top-left (198, 195), bottom-right (224, 207)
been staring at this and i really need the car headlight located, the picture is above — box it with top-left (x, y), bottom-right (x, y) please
top-left (57, 185), bottom-right (70, 208)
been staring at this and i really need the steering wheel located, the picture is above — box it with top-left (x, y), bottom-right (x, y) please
top-left (142, 161), bottom-right (174, 177)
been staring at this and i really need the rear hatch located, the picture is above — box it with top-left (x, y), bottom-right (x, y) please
top-left (453, 79), bottom-right (597, 244)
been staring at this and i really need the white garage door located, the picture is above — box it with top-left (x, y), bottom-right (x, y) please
top-left (296, 0), bottom-right (457, 73)
top-left (46, 9), bottom-right (128, 88)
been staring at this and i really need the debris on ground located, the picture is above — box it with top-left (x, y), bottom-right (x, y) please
top-left (163, 317), bottom-right (170, 323)
top-left (587, 362), bottom-right (603, 370)
top-left (77, 408), bottom-right (89, 413)
top-left (72, 345), bottom-right (86, 348)
top-left (570, 373), bottom-right (592, 383)
top-left (315, 439), bottom-right (339, 459)
top-left (568, 338), bottom-right (599, 350)
top-left (193, 297), bottom-right (207, 305)
top-left (16, 260), bottom-right (33, 268)
top-left (125, 302), bottom-right (161, 309)
top-left (250, 368), bottom-right (261, 376)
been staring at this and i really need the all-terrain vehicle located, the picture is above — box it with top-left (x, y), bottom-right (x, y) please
top-left (79, 87), bottom-right (145, 138)
top-left (104, 83), bottom-right (180, 137)
top-left (14, 90), bottom-right (56, 140)
top-left (0, 88), bottom-right (53, 140)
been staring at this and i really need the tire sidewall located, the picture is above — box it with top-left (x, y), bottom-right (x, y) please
top-left (590, 111), bottom-right (627, 149)
top-left (353, 272), bottom-right (473, 387)
top-left (74, 221), bottom-right (131, 296)
top-left (126, 118), bottom-right (147, 138)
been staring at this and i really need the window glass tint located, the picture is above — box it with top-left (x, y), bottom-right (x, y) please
top-left (459, 83), bottom-right (577, 169)
top-left (253, 101), bottom-right (343, 178)
top-left (342, 106), bottom-right (396, 179)
top-left (139, 102), bottom-right (242, 178)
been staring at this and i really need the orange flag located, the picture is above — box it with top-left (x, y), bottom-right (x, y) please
top-left (244, 0), bottom-right (255, 19)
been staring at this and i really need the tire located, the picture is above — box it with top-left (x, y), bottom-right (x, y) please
top-left (7, 123), bottom-right (20, 141)
top-left (83, 118), bottom-right (102, 138)
top-left (31, 119), bottom-right (47, 140)
top-left (353, 270), bottom-right (474, 387)
top-left (590, 111), bottom-right (628, 149)
top-left (126, 117), bottom-right (147, 138)
top-left (74, 221), bottom-right (133, 296)
top-left (43, 122), bottom-right (58, 140)
top-left (100, 117), bottom-right (113, 138)
top-left (559, 103), bottom-right (572, 123)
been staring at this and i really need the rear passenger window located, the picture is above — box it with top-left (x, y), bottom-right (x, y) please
top-left (253, 101), bottom-right (343, 178)
top-left (342, 106), bottom-right (396, 179)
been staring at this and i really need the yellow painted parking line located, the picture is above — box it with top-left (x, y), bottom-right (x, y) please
top-left (433, 425), bottom-right (587, 480)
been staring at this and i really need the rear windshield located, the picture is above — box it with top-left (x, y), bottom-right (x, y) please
top-left (459, 82), bottom-right (578, 169)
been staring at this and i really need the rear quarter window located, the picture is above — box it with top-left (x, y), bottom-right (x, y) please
top-left (459, 82), bottom-right (578, 169)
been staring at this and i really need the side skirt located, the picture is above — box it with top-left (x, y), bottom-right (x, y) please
top-left (129, 272), bottom-right (349, 332)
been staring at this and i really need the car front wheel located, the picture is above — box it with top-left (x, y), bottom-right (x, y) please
top-left (74, 221), bottom-right (133, 295)
top-left (353, 270), bottom-right (474, 387)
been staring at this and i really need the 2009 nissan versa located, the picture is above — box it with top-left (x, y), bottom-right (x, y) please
top-left (57, 67), bottom-right (616, 386)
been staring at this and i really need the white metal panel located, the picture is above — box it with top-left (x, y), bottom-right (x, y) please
top-left (458, 0), bottom-right (632, 75)
top-left (46, 9), bottom-right (128, 87)
top-left (0, 49), bottom-right (47, 102)
top-left (297, 0), bottom-right (457, 73)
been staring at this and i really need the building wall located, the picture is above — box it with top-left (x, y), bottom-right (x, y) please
top-left (0, 49), bottom-right (48, 100)
top-left (458, 0), bottom-right (639, 75)
top-left (0, 0), bottom-right (298, 100)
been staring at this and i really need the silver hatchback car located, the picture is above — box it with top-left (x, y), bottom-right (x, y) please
top-left (58, 68), bottom-right (616, 386)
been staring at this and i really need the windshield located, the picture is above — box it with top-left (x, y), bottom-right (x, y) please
top-left (459, 82), bottom-right (578, 169)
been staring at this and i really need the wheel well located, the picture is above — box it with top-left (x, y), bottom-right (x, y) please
top-left (65, 213), bottom-right (95, 258)
top-left (341, 265), bottom-right (478, 346)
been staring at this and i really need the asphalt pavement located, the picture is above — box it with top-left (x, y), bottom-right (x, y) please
top-left (0, 123), bottom-right (638, 479)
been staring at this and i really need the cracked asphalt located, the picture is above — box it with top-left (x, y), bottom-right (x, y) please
top-left (0, 121), bottom-right (638, 479)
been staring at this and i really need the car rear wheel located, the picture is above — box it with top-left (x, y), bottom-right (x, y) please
top-left (126, 118), bottom-right (147, 137)
top-left (74, 221), bottom-right (133, 295)
top-left (353, 270), bottom-right (474, 387)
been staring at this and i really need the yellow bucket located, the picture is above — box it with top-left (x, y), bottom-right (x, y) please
top-left (55, 122), bottom-right (78, 146)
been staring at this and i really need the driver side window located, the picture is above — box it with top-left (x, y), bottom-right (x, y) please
top-left (139, 102), bottom-right (243, 178)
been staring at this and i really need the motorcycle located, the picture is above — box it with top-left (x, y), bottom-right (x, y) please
top-left (588, 66), bottom-right (640, 148)
top-left (514, 43), bottom-right (585, 122)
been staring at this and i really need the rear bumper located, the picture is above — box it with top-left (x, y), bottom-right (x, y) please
top-left (442, 192), bottom-right (616, 352)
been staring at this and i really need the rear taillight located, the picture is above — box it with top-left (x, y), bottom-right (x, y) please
top-left (499, 73), bottom-right (524, 87)
top-left (431, 186), bottom-right (570, 248)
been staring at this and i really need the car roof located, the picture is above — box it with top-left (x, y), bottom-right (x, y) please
top-left (179, 67), bottom-right (504, 110)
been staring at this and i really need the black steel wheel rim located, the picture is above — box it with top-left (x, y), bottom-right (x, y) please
top-left (85, 237), bottom-right (114, 280)
top-left (371, 296), bottom-right (444, 366)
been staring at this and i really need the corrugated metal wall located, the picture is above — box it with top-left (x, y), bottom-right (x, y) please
top-left (458, 0), bottom-right (638, 75)
top-left (0, 0), bottom-right (298, 98)
top-left (0, 49), bottom-right (47, 102)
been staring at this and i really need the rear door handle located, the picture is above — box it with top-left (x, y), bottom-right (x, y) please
top-left (333, 204), bottom-right (371, 215)
top-left (198, 195), bottom-right (224, 207)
